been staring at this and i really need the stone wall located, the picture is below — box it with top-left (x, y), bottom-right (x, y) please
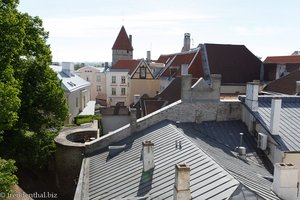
top-left (55, 121), bottom-right (98, 199)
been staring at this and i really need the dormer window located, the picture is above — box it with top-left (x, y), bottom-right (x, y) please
top-left (140, 67), bottom-right (146, 79)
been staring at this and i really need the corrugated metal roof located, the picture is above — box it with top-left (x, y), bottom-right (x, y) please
top-left (86, 121), bottom-right (240, 200)
top-left (180, 120), bottom-right (279, 200)
top-left (50, 65), bottom-right (90, 92)
top-left (253, 96), bottom-right (300, 151)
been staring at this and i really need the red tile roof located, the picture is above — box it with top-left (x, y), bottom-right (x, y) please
top-left (264, 55), bottom-right (300, 64)
top-left (112, 59), bottom-right (140, 75)
top-left (159, 49), bottom-right (203, 78)
top-left (263, 69), bottom-right (300, 95)
top-left (205, 43), bottom-right (261, 84)
top-left (156, 55), bottom-right (175, 64)
top-left (112, 26), bottom-right (133, 51)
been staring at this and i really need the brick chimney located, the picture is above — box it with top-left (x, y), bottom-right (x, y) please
top-left (62, 62), bottom-right (75, 77)
top-left (270, 97), bottom-right (281, 135)
top-left (245, 82), bottom-right (259, 111)
top-left (174, 163), bottom-right (191, 200)
top-left (272, 163), bottom-right (298, 200)
top-left (142, 140), bottom-right (154, 172)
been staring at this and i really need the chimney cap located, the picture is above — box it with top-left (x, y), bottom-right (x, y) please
top-left (142, 140), bottom-right (154, 146)
top-left (176, 163), bottom-right (190, 171)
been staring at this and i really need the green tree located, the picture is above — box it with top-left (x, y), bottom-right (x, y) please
top-left (0, 0), bottom-right (68, 168)
top-left (0, 0), bottom-right (23, 138)
top-left (0, 157), bottom-right (18, 199)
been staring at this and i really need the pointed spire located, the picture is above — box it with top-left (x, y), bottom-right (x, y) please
top-left (112, 26), bottom-right (133, 51)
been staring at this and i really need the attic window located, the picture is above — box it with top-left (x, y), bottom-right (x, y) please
top-left (140, 67), bottom-right (146, 79)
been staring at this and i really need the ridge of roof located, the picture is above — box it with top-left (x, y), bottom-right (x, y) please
top-left (112, 26), bottom-right (133, 51)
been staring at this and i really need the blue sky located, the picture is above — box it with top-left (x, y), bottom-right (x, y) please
top-left (19, 0), bottom-right (300, 62)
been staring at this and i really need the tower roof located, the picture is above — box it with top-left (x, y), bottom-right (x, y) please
top-left (112, 26), bottom-right (133, 51)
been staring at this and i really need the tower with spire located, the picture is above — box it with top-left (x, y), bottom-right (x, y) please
top-left (112, 26), bottom-right (133, 65)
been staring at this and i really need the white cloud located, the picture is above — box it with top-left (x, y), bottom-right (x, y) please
top-left (43, 12), bottom-right (217, 38)
top-left (233, 26), bottom-right (286, 36)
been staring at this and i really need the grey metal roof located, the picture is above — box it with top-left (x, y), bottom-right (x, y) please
top-left (77, 120), bottom-right (281, 200)
top-left (85, 121), bottom-right (241, 200)
top-left (250, 96), bottom-right (300, 151)
top-left (179, 120), bottom-right (279, 200)
top-left (50, 65), bottom-right (90, 92)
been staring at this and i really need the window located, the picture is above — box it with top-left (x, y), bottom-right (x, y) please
top-left (121, 88), bottom-right (126, 96)
top-left (96, 75), bottom-right (101, 82)
top-left (86, 76), bottom-right (89, 81)
top-left (76, 97), bottom-right (79, 107)
top-left (140, 67), bottom-right (146, 79)
top-left (112, 88), bottom-right (116, 95)
top-left (121, 76), bottom-right (126, 84)
top-left (112, 76), bottom-right (116, 84)
top-left (97, 85), bottom-right (101, 91)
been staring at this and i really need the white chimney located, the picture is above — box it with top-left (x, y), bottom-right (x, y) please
top-left (270, 97), bottom-right (281, 135)
top-left (142, 140), bottom-right (154, 172)
top-left (174, 163), bottom-right (192, 200)
top-left (134, 94), bottom-right (141, 105)
top-left (146, 51), bottom-right (151, 63)
top-left (129, 34), bottom-right (132, 45)
top-left (296, 81), bottom-right (300, 94)
top-left (182, 33), bottom-right (190, 52)
top-left (181, 74), bottom-right (192, 102)
top-left (272, 163), bottom-right (298, 200)
top-left (245, 82), bottom-right (259, 111)
top-left (62, 62), bottom-right (75, 77)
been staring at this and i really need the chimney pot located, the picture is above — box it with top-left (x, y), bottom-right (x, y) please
top-left (142, 140), bottom-right (154, 172)
top-left (270, 97), bottom-right (281, 135)
top-left (174, 163), bottom-right (191, 200)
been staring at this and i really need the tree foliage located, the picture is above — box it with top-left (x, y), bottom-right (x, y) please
top-left (0, 0), bottom-right (68, 168)
top-left (0, 157), bottom-right (18, 199)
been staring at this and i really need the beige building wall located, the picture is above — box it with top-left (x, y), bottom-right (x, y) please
top-left (76, 66), bottom-right (106, 101)
top-left (65, 86), bottom-right (91, 123)
top-left (106, 71), bottom-right (130, 107)
top-left (129, 79), bottom-right (160, 104)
